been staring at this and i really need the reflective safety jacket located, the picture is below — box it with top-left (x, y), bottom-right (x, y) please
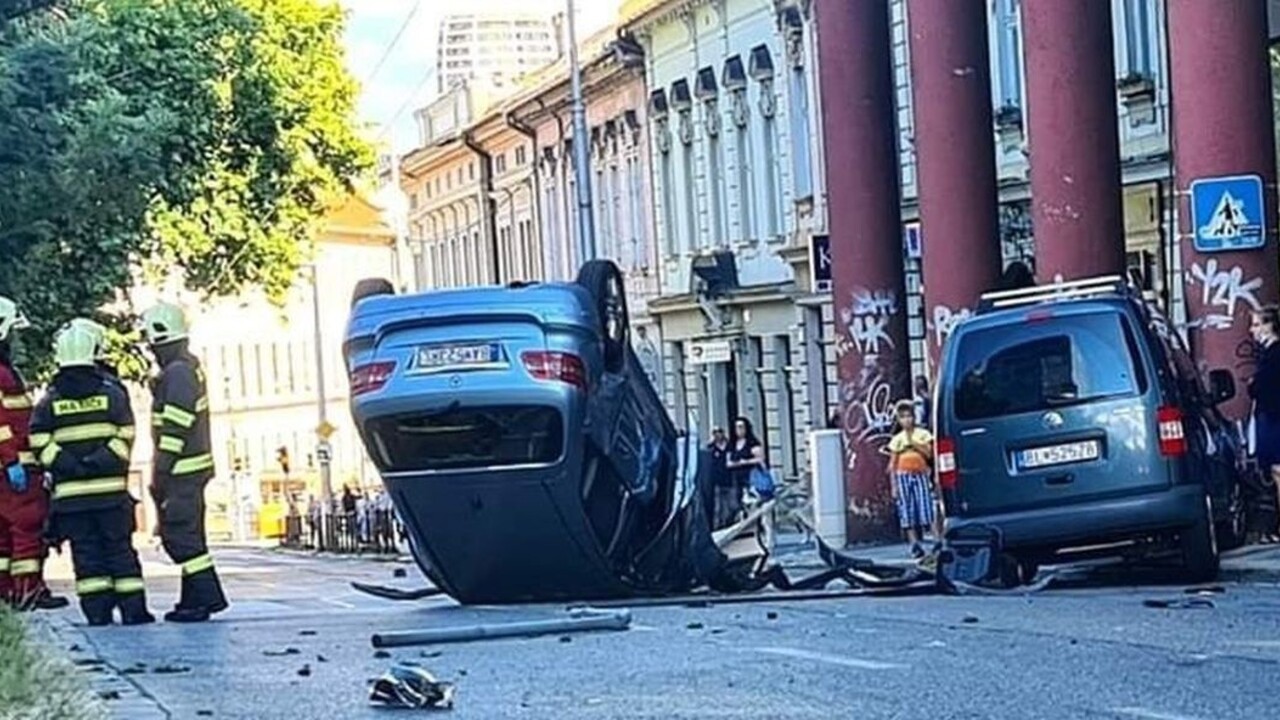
top-left (0, 357), bottom-right (36, 469)
top-left (29, 367), bottom-right (135, 511)
top-left (151, 349), bottom-right (213, 483)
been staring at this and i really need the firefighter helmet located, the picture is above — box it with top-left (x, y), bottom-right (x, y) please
top-left (139, 301), bottom-right (189, 346)
top-left (0, 296), bottom-right (31, 342)
top-left (54, 323), bottom-right (99, 368)
top-left (67, 318), bottom-right (108, 360)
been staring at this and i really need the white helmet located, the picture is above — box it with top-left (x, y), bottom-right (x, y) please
top-left (0, 296), bottom-right (31, 343)
top-left (67, 318), bottom-right (108, 360)
top-left (54, 323), bottom-right (98, 368)
top-left (138, 301), bottom-right (189, 346)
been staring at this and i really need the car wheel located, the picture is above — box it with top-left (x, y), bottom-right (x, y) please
top-left (1215, 480), bottom-right (1248, 551)
top-left (351, 277), bottom-right (395, 308)
top-left (1180, 494), bottom-right (1220, 584)
top-left (575, 260), bottom-right (630, 373)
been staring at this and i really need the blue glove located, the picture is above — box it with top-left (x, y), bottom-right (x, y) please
top-left (6, 463), bottom-right (28, 493)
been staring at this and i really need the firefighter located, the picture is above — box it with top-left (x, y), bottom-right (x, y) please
top-left (0, 296), bottom-right (67, 610)
top-left (139, 301), bottom-right (227, 622)
top-left (29, 322), bottom-right (153, 625)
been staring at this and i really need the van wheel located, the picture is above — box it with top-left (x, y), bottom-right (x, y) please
top-left (1180, 494), bottom-right (1220, 583)
top-left (351, 277), bottom-right (395, 308)
top-left (575, 260), bottom-right (630, 373)
top-left (1215, 481), bottom-right (1247, 551)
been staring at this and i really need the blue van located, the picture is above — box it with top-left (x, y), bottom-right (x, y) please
top-left (342, 262), bottom-right (723, 603)
top-left (935, 277), bottom-right (1247, 582)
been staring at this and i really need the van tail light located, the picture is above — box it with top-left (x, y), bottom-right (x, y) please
top-left (521, 351), bottom-right (588, 391)
top-left (1157, 406), bottom-right (1187, 457)
top-left (936, 437), bottom-right (958, 490)
top-left (350, 361), bottom-right (396, 396)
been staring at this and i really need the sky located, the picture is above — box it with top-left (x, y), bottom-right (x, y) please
top-left (340, 0), bottom-right (622, 154)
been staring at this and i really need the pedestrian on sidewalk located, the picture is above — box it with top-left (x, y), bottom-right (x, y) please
top-left (727, 417), bottom-right (769, 501)
top-left (30, 322), bottom-right (153, 626)
top-left (706, 427), bottom-right (737, 528)
top-left (886, 399), bottom-right (942, 559)
top-left (1249, 306), bottom-right (1280, 542)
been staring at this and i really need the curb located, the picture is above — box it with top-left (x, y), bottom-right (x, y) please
top-left (27, 613), bottom-right (169, 720)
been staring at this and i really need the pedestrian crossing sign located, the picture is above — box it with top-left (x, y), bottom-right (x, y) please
top-left (1190, 174), bottom-right (1266, 253)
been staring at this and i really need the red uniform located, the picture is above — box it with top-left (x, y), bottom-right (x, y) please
top-left (0, 358), bottom-right (50, 605)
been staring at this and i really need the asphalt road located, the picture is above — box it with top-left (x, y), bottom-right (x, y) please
top-left (34, 545), bottom-right (1280, 720)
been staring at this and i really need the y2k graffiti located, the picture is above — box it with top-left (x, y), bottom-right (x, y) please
top-left (1187, 260), bottom-right (1263, 330)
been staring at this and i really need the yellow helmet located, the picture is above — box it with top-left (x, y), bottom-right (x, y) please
top-left (53, 323), bottom-right (98, 368)
top-left (67, 318), bottom-right (108, 360)
top-left (0, 296), bottom-right (31, 342)
top-left (139, 301), bottom-right (189, 346)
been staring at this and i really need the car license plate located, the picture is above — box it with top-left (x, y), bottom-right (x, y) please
top-left (1017, 440), bottom-right (1100, 470)
top-left (414, 343), bottom-right (502, 372)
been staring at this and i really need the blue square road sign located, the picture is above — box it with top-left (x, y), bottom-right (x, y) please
top-left (1190, 174), bottom-right (1267, 253)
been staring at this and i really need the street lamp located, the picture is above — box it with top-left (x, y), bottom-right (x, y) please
top-left (566, 0), bottom-right (596, 263)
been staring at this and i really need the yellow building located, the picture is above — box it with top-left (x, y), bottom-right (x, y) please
top-left (132, 195), bottom-right (398, 540)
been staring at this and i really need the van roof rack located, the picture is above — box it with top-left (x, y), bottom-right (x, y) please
top-left (977, 275), bottom-right (1137, 313)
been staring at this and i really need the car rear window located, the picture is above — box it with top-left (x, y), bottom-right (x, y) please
top-left (952, 312), bottom-right (1147, 421)
top-left (367, 406), bottom-right (564, 471)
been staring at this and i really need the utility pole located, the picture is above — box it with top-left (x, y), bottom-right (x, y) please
top-left (387, 150), bottom-right (412, 292)
top-left (309, 263), bottom-right (334, 515)
top-left (567, 0), bottom-right (596, 263)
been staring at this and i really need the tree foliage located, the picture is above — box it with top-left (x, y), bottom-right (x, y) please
top-left (0, 0), bottom-right (372, 378)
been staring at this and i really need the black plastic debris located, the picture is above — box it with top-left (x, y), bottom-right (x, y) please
top-left (369, 663), bottom-right (455, 710)
top-left (394, 568), bottom-right (408, 578)
top-left (686, 622), bottom-right (705, 630)
top-left (962, 615), bottom-right (980, 624)
top-left (197, 711), bottom-right (213, 717)
top-left (558, 635), bottom-right (573, 643)
top-left (420, 651), bottom-right (443, 659)
top-left (152, 664), bottom-right (192, 674)
top-left (374, 650), bottom-right (392, 659)
top-left (317, 655), bottom-right (329, 663)
top-left (766, 611), bottom-right (778, 621)
top-left (263, 648), bottom-right (301, 657)
top-left (97, 690), bottom-right (121, 701)
top-left (122, 664), bottom-right (147, 675)
top-left (298, 664), bottom-right (312, 677)
top-left (299, 630), bottom-right (318, 636)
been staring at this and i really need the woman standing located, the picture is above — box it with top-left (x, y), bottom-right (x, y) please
top-left (726, 417), bottom-right (767, 500)
top-left (1250, 306), bottom-right (1280, 542)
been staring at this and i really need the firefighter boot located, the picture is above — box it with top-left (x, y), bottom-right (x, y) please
top-left (164, 569), bottom-right (228, 623)
top-left (116, 591), bottom-right (155, 626)
top-left (79, 592), bottom-right (115, 627)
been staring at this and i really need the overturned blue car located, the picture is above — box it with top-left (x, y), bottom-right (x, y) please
top-left (343, 261), bottom-right (754, 604)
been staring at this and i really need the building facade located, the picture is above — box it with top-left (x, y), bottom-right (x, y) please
top-left (510, 26), bottom-right (665, 387)
top-left (437, 11), bottom-right (561, 96)
top-left (620, 0), bottom-right (826, 484)
top-left (814, 0), bottom-right (1279, 539)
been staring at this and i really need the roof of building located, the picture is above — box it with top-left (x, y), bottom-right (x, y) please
top-left (323, 193), bottom-right (395, 245)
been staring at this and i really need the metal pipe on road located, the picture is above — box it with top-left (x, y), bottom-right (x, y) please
top-left (370, 609), bottom-right (632, 648)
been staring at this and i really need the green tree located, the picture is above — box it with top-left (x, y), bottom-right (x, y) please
top-left (0, 0), bottom-right (372, 378)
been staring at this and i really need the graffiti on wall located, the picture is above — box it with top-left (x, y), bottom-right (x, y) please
top-left (1185, 259), bottom-right (1263, 331)
top-left (836, 287), bottom-right (906, 518)
top-left (932, 304), bottom-right (972, 348)
top-left (841, 289), bottom-right (897, 354)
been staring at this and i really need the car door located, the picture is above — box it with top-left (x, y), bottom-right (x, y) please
top-left (1163, 330), bottom-right (1233, 505)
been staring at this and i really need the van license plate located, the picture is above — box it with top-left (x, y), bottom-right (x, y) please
top-left (1017, 441), bottom-right (1100, 470)
top-left (414, 343), bottom-right (502, 371)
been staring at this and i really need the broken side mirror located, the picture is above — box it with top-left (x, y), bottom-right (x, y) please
top-left (1208, 369), bottom-right (1236, 405)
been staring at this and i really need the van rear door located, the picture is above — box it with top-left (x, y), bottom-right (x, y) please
top-left (944, 309), bottom-right (1167, 516)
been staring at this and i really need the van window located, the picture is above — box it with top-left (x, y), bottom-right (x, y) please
top-left (953, 313), bottom-right (1147, 420)
top-left (367, 406), bottom-right (564, 471)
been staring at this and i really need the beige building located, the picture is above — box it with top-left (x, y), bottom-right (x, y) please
top-left (131, 195), bottom-right (397, 538)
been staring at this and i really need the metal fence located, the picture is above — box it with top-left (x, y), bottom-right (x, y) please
top-left (280, 509), bottom-right (406, 555)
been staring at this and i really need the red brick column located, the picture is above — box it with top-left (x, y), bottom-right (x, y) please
top-left (814, 0), bottom-right (911, 541)
top-left (907, 0), bottom-right (1002, 367)
top-left (1023, 0), bottom-right (1126, 282)
top-left (1169, 0), bottom-right (1280, 421)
